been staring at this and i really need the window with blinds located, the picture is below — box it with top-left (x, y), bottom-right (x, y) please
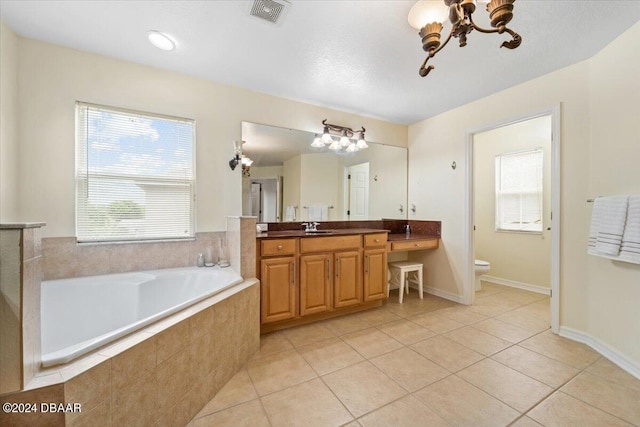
top-left (495, 148), bottom-right (543, 233)
top-left (76, 103), bottom-right (195, 242)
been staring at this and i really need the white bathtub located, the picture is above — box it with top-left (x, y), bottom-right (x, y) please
top-left (41, 266), bottom-right (243, 367)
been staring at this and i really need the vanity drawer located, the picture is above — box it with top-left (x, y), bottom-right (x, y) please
top-left (261, 238), bottom-right (297, 256)
top-left (300, 235), bottom-right (362, 253)
top-left (390, 238), bottom-right (439, 252)
top-left (364, 233), bottom-right (387, 248)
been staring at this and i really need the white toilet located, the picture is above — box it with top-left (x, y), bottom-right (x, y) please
top-left (474, 259), bottom-right (491, 291)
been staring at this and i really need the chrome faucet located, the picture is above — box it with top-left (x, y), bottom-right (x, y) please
top-left (301, 222), bottom-right (320, 232)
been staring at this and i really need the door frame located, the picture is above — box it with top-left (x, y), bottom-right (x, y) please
top-left (343, 162), bottom-right (371, 220)
top-left (464, 105), bottom-right (561, 333)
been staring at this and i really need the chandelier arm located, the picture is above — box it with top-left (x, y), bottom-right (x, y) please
top-left (419, 28), bottom-right (454, 77)
top-left (468, 15), bottom-right (521, 49)
top-left (500, 27), bottom-right (522, 49)
top-left (468, 14), bottom-right (500, 35)
top-left (431, 27), bottom-right (454, 58)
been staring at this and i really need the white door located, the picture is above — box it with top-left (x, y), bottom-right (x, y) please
top-left (347, 162), bottom-right (370, 220)
top-left (251, 183), bottom-right (261, 220)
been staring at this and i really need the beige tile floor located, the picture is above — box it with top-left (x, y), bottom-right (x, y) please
top-left (187, 283), bottom-right (640, 427)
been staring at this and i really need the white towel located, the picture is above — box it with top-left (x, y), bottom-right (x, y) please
top-left (588, 195), bottom-right (628, 256)
top-left (307, 205), bottom-right (329, 221)
top-left (285, 206), bottom-right (295, 222)
top-left (619, 195), bottom-right (640, 264)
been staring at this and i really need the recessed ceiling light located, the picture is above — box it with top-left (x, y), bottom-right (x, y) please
top-left (147, 30), bottom-right (176, 51)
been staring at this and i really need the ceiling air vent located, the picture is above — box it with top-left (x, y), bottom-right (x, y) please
top-left (249, 0), bottom-right (290, 24)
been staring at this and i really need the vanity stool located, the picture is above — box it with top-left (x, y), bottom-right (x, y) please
top-left (387, 261), bottom-right (423, 304)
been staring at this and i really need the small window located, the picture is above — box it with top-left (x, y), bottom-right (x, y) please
top-left (495, 148), bottom-right (543, 233)
top-left (76, 103), bottom-right (195, 242)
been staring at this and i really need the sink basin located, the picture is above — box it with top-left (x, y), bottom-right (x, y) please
top-left (305, 230), bottom-right (334, 235)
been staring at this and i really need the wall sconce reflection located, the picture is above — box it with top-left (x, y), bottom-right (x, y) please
top-left (229, 140), bottom-right (244, 170)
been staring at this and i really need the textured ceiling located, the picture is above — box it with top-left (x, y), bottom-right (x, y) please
top-left (1, 0), bottom-right (640, 125)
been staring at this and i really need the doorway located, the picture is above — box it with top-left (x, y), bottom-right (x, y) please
top-left (344, 162), bottom-right (370, 220)
top-left (465, 106), bottom-right (560, 333)
top-left (250, 177), bottom-right (282, 222)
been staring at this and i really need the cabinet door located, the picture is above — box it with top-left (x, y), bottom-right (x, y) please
top-left (261, 257), bottom-right (297, 324)
top-left (364, 248), bottom-right (387, 302)
top-left (300, 253), bottom-right (332, 316)
top-left (334, 250), bottom-right (362, 308)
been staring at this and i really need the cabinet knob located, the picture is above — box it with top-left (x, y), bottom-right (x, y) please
top-left (277, 245), bottom-right (283, 250)
top-left (415, 243), bottom-right (421, 247)
top-left (374, 239), bottom-right (380, 243)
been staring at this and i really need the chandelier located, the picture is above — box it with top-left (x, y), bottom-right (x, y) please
top-left (408, 0), bottom-right (521, 77)
top-left (310, 119), bottom-right (368, 153)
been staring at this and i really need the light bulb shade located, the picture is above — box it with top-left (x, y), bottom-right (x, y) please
top-left (356, 136), bottom-right (368, 149)
top-left (340, 136), bottom-right (351, 147)
top-left (328, 140), bottom-right (341, 151)
top-left (233, 140), bottom-right (244, 156)
top-left (311, 136), bottom-right (325, 148)
top-left (241, 156), bottom-right (253, 166)
top-left (321, 132), bottom-right (333, 144)
top-left (346, 143), bottom-right (359, 153)
top-left (408, 0), bottom-right (448, 30)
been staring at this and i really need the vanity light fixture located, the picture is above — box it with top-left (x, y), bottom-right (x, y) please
top-left (315, 119), bottom-right (367, 153)
top-left (241, 156), bottom-right (253, 177)
top-left (408, 0), bottom-right (521, 77)
top-left (229, 140), bottom-right (244, 170)
top-left (147, 30), bottom-right (176, 51)
top-left (310, 134), bottom-right (325, 148)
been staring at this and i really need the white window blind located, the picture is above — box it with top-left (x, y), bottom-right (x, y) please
top-left (495, 148), bottom-right (543, 233)
top-left (76, 103), bottom-right (195, 242)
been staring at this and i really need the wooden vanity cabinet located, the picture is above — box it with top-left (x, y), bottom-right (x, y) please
top-left (363, 233), bottom-right (388, 302)
top-left (301, 235), bottom-right (363, 310)
top-left (299, 253), bottom-right (332, 316)
top-left (333, 250), bottom-right (362, 308)
top-left (258, 232), bottom-right (387, 331)
top-left (259, 239), bottom-right (297, 323)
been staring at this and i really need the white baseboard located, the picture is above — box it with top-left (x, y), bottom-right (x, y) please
top-left (481, 275), bottom-right (551, 295)
top-left (559, 326), bottom-right (640, 380)
top-left (401, 282), bottom-right (466, 304)
top-left (423, 286), bottom-right (466, 304)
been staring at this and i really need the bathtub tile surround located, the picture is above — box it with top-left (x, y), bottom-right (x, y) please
top-left (0, 384), bottom-right (65, 427)
top-left (227, 216), bottom-right (257, 278)
top-left (0, 216), bottom-right (260, 425)
top-left (41, 231), bottom-right (227, 280)
top-left (1, 279), bottom-right (259, 426)
top-left (0, 223), bottom-right (45, 394)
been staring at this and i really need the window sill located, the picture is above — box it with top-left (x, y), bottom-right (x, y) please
top-left (76, 237), bottom-right (196, 246)
top-left (494, 229), bottom-right (543, 235)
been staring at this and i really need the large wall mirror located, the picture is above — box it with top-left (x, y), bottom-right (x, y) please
top-left (241, 122), bottom-right (408, 222)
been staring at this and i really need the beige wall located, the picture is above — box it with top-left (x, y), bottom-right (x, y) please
top-left (586, 21), bottom-right (640, 365)
top-left (10, 35), bottom-right (406, 237)
top-left (409, 22), bottom-right (640, 365)
top-left (300, 153), bottom-right (340, 220)
top-left (344, 143), bottom-right (408, 220)
top-left (0, 21), bottom-right (19, 222)
top-left (282, 155), bottom-right (301, 218)
top-left (474, 116), bottom-right (552, 289)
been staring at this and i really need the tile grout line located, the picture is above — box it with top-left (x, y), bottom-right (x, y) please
top-left (543, 357), bottom-right (640, 426)
top-left (192, 287), bottom-right (638, 426)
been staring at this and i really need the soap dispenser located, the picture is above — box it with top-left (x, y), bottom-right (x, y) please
top-left (405, 224), bottom-right (411, 237)
top-left (197, 253), bottom-right (205, 267)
